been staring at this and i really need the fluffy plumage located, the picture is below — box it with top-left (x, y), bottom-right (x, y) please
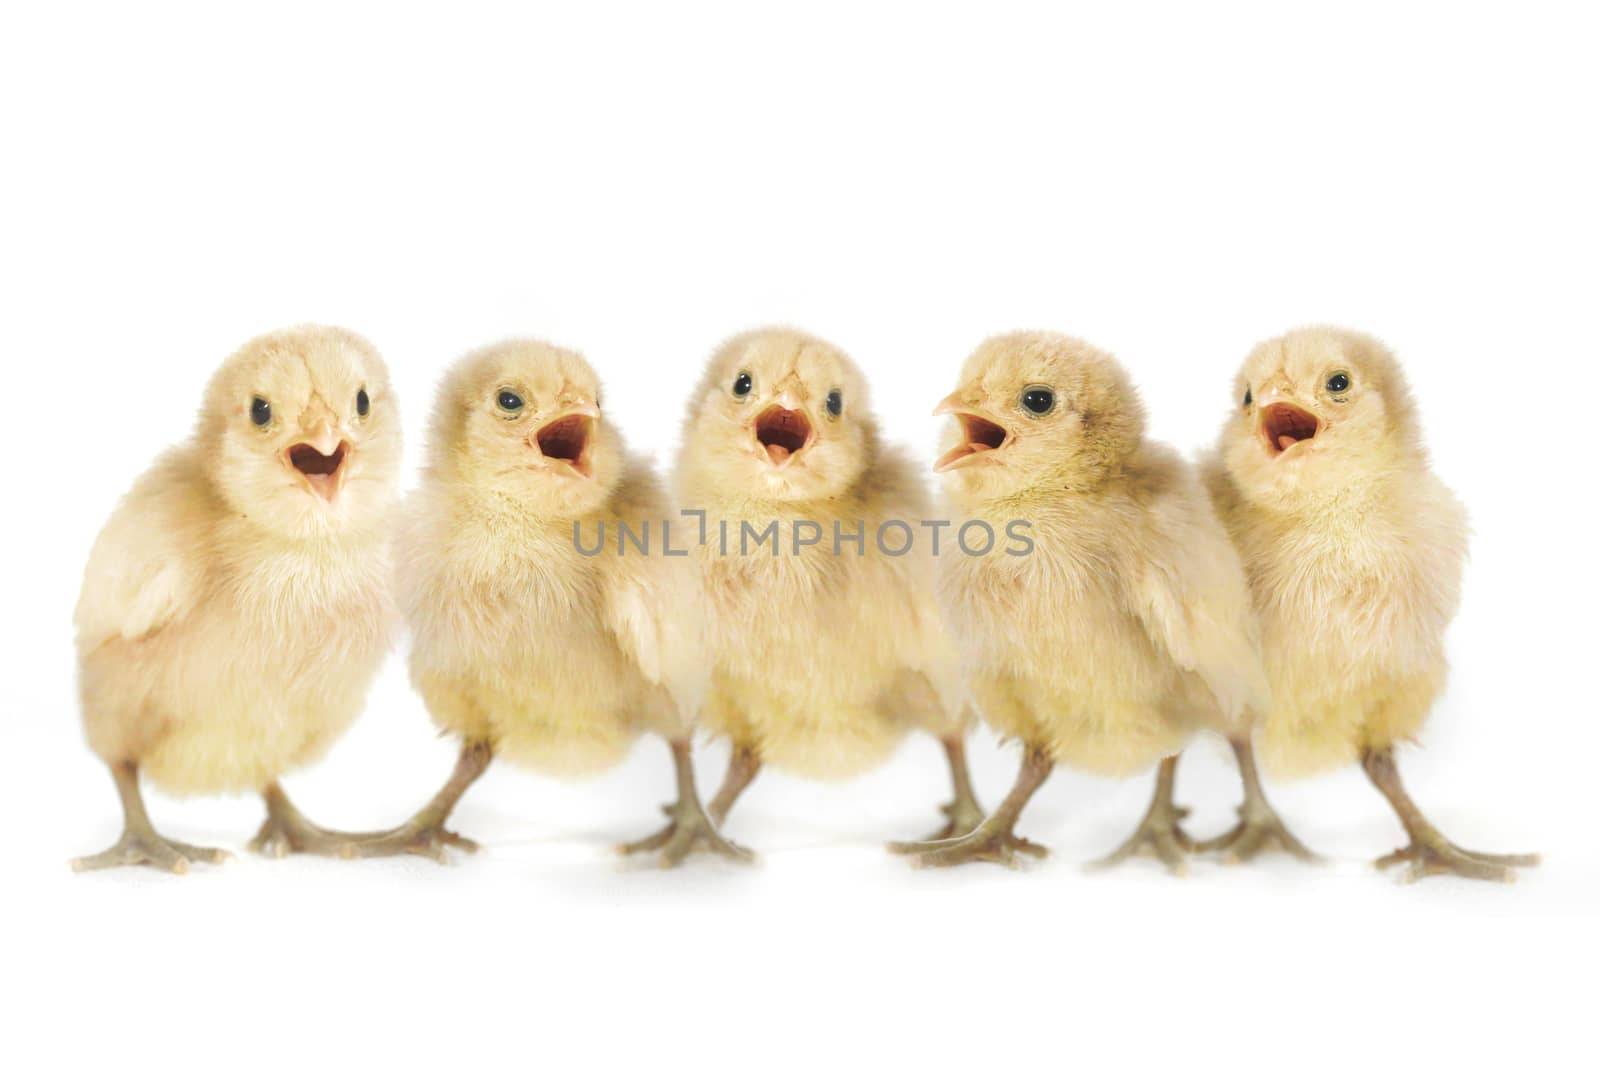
top-left (1202, 326), bottom-right (1535, 881)
top-left (906, 331), bottom-right (1272, 868)
top-left (390, 338), bottom-right (744, 865)
top-left (678, 327), bottom-right (978, 839)
top-left (1203, 326), bottom-right (1466, 775)
top-left (73, 325), bottom-right (401, 872)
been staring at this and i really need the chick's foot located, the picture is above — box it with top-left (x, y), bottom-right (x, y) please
top-left (1194, 738), bottom-right (1319, 865)
top-left (335, 821), bottom-right (480, 863)
top-left (1362, 746), bottom-right (1539, 884)
top-left (890, 824), bottom-right (1049, 868)
top-left (72, 830), bottom-right (230, 874)
top-left (1375, 834), bottom-right (1539, 884)
top-left (619, 738), bottom-right (754, 867)
top-left (1197, 804), bottom-right (1318, 864)
top-left (249, 783), bottom-right (378, 859)
top-left (71, 760), bottom-right (231, 874)
top-left (618, 800), bottom-right (754, 867)
top-left (892, 744), bottom-right (1054, 868)
top-left (1089, 757), bottom-right (1192, 875)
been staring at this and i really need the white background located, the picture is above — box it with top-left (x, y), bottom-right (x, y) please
top-left (3, 2), bottom-right (1596, 1063)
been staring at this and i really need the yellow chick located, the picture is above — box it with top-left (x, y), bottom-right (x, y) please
top-left (1203, 326), bottom-right (1539, 881)
top-left (367, 338), bottom-right (747, 867)
top-left (900, 331), bottom-right (1304, 871)
top-left (72, 325), bottom-right (403, 873)
top-left (675, 327), bottom-right (984, 847)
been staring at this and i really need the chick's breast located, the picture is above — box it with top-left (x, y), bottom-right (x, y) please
top-left (76, 452), bottom-right (396, 795)
top-left (398, 489), bottom-right (651, 777)
top-left (1210, 463), bottom-right (1469, 776)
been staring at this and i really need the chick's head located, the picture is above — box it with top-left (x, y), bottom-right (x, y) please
top-left (935, 331), bottom-right (1144, 500)
top-left (427, 339), bottom-right (621, 516)
top-left (679, 328), bottom-right (875, 502)
top-left (199, 324), bottom-right (401, 538)
top-left (1219, 326), bottom-right (1421, 503)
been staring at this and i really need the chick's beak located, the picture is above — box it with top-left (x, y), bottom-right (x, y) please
top-left (284, 421), bottom-right (352, 503)
top-left (752, 395), bottom-right (814, 466)
top-left (1255, 388), bottom-right (1322, 457)
top-left (933, 393), bottom-right (1010, 473)
top-left (531, 403), bottom-right (599, 477)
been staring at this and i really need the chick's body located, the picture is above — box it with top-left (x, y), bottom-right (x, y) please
top-left (385, 339), bottom-right (746, 866)
top-left (678, 328), bottom-right (980, 841)
top-left (402, 454), bottom-right (684, 775)
top-left (1204, 462), bottom-right (1465, 776)
top-left (944, 444), bottom-right (1241, 776)
top-left (79, 461), bottom-right (393, 793)
top-left (73, 325), bottom-right (402, 872)
top-left (693, 455), bottom-right (962, 779)
top-left (1204, 326), bottom-right (1532, 881)
top-left (905, 331), bottom-right (1275, 869)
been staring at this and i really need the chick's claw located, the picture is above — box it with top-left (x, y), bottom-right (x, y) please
top-left (892, 826), bottom-right (1049, 869)
top-left (1089, 809), bottom-right (1194, 876)
top-left (618, 804), bottom-right (755, 868)
top-left (1196, 806), bottom-right (1320, 865)
top-left (71, 832), bottom-right (231, 875)
top-left (1377, 837), bottom-right (1540, 884)
top-left (345, 823), bottom-right (480, 864)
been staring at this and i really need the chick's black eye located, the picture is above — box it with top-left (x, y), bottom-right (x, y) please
top-left (826, 389), bottom-right (843, 417)
top-left (1243, 387), bottom-right (1252, 407)
top-left (356, 388), bottom-right (370, 417)
top-left (250, 397), bottom-right (271, 426)
top-left (1326, 372), bottom-right (1351, 394)
top-left (497, 390), bottom-right (524, 412)
top-left (1021, 387), bottom-right (1055, 415)
top-left (732, 372), bottom-right (753, 397)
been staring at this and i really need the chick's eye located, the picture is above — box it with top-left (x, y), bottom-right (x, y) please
top-left (1243, 387), bottom-right (1252, 408)
top-left (1326, 372), bottom-right (1351, 394)
top-left (356, 388), bottom-right (370, 417)
top-left (1021, 387), bottom-right (1055, 415)
top-left (250, 397), bottom-right (271, 426)
top-left (497, 390), bottom-right (524, 412)
top-left (732, 372), bottom-right (753, 398)
top-left (826, 389), bottom-right (843, 418)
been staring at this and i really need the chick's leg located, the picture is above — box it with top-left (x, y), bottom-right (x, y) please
top-left (706, 744), bottom-right (761, 826)
top-left (343, 739), bottom-right (493, 862)
top-left (1089, 755), bottom-right (1193, 875)
top-left (1194, 736), bottom-right (1318, 864)
top-left (926, 733), bottom-right (986, 840)
top-left (1361, 746), bottom-right (1539, 883)
top-left (71, 761), bottom-right (231, 874)
top-left (618, 737), bottom-right (755, 867)
top-left (249, 783), bottom-right (374, 859)
top-left (891, 745), bottom-right (1053, 868)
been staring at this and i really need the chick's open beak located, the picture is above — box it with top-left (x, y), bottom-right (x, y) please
top-left (753, 400), bottom-right (814, 466)
top-left (532, 402), bottom-right (599, 477)
top-left (285, 425), bottom-right (351, 503)
top-left (1257, 396), bottom-right (1322, 457)
top-left (933, 393), bottom-right (1010, 473)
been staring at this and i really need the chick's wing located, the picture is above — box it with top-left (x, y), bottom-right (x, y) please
top-left (74, 454), bottom-right (202, 652)
top-left (1126, 451), bottom-right (1270, 724)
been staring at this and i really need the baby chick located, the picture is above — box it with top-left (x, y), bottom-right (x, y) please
top-left (73, 325), bottom-right (403, 873)
top-left (1203, 326), bottom-right (1539, 881)
top-left (367, 339), bottom-right (747, 867)
top-left (673, 327), bottom-right (984, 849)
top-left (900, 331), bottom-right (1303, 871)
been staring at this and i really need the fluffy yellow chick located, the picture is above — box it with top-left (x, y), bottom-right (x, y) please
top-left (674, 327), bottom-right (984, 847)
top-left (1203, 326), bottom-right (1539, 881)
top-left (72, 325), bottom-right (403, 873)
top-left (368, 339), bottom-right (747, 867)
top-left (900, 331), bottom-right (1304, 870)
